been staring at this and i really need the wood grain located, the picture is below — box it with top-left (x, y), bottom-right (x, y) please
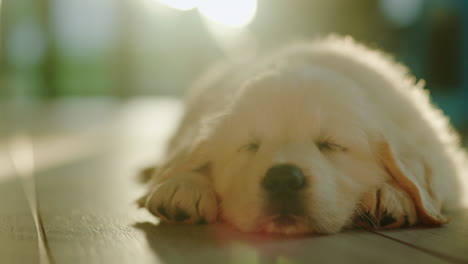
top-left (375, 210), bottom-right (468, 263)
top-left (0, 177), bottom-right (39, 264)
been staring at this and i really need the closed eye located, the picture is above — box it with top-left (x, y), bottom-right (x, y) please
top-left (317, 140), bottom-right (346, 152)
top-left (239, 142), bottom-right (261, 153)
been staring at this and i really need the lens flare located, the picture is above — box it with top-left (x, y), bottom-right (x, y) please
top-left (157, 0), bottom-right (257, 28)
top-left (197, 0), bottom-right (257, 28)
top-left (158, 0), bottom-right (197, 11)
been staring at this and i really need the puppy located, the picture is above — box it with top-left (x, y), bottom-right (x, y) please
top-left (138, 36), bottom-right (466, 235)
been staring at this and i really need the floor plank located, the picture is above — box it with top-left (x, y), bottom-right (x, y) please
top-left (136, 222), bottom-right (452, 264)
top-left (36, 153), bottom-right (159, 264)
top-left (375, 210), bottom-right (468, 263)
top-left (0, 177), bottom-right (39, 264)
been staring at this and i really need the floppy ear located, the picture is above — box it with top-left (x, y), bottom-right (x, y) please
top-left (380, 142), bottom-right (449, 226)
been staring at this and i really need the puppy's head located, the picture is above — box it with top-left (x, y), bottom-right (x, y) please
top-left (185, 66), bottom-right (391, 234)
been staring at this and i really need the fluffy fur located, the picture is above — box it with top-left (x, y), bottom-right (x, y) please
top-left (139, 36), bottom-right (466, 235)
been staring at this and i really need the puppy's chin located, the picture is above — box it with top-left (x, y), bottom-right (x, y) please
top-left (227, 212), bottom-right (346, 235)
top-left (258, 216), bottom-right (312, 235)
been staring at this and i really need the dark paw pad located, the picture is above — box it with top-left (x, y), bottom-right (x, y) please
top-left (174, 209), bottom-right (190, 222)
top-left (401, 215), bottom-right (410, 228)
top-left (197, 218), bottom-right (207, 225)
top-left (380, 214), bottom-right (397, 226)
top-left (157, 206), bottom-right (171, 220)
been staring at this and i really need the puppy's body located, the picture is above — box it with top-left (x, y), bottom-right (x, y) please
top-left (141, 36), bottom-right (466, 234)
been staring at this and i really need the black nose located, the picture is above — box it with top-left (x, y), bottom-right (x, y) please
top-left (263, 164), bottom-right (306, 193)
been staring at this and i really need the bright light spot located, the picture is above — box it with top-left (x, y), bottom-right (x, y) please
top-left (157, 0), bottom-right (196, 10)
top-left (380, 0), bottom-right (424, 27)
top-left (198, 0), bottom-right (257, 28)
top-left (156, 0), bottom-right (257, 28)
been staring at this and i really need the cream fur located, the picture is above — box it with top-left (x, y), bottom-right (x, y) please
top-left (140, 36), bottom-right (467, 235)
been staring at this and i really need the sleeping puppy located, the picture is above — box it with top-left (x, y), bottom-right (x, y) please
top-left (138, 36), bottom-right (466, 235)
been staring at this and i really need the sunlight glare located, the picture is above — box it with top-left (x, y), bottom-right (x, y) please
top-left (158, 0), bottom-right (197, 11)
top-left (197, 0), bottom-right (257, 28)
top-left (157, 0), bottom-right (257, 28)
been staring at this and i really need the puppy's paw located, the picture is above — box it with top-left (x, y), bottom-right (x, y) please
top-left (143, 172), bottom-right (218, 224)
top-left (356, 182), bottom-right (417, 229)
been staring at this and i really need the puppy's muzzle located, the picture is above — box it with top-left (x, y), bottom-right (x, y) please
top-left (262, 164), bottom-right (305, 196)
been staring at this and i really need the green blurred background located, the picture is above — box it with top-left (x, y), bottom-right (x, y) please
top-left (0, 0), bottom-right (467, 134)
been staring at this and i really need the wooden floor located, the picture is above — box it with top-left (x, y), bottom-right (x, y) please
top-left (1, 98), bottom-right (467, 264)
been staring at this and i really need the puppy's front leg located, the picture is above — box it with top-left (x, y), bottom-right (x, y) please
top-left (142, 171), bottom-right (218, 224)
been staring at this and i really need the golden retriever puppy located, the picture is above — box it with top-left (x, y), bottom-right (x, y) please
top-left (138, 36), bottom-right (466, 235)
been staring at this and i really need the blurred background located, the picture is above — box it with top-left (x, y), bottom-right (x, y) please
top-left (0, 0), bottom-right (467, 138)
